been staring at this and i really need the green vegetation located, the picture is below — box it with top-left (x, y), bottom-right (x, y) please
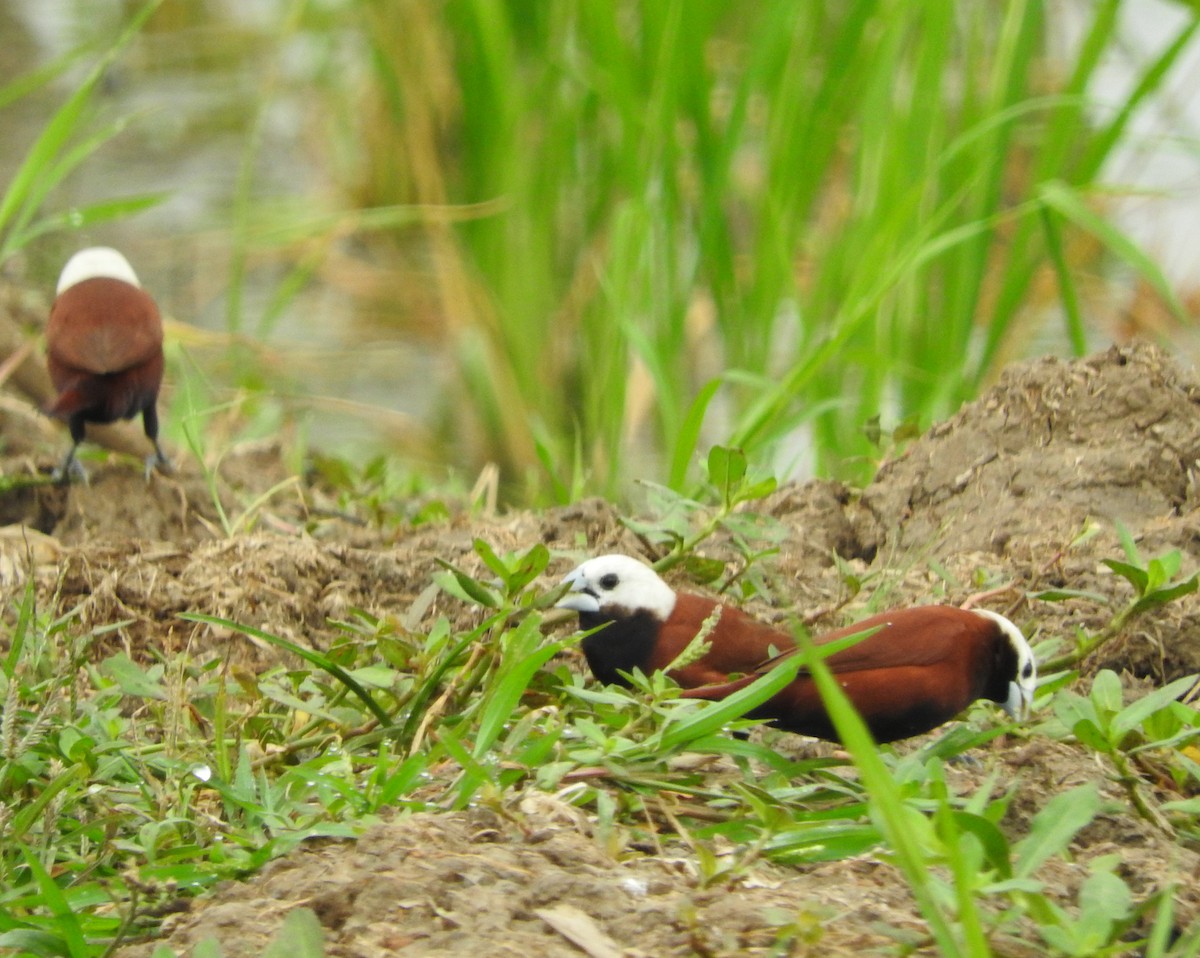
top-left (303, 0), bottom-right (1194, 500)
top-left (5, 1), bottom-right (1195, 503)
top-left (2, 493), bottom-right (1199, 955)
top-left (0, 1), bottom-right (166, 268)
top-left (4, 1), bottom-right (1200, 956)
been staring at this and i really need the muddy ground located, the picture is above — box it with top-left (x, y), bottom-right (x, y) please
top-left (5, 342), bottom-right (1200, 956)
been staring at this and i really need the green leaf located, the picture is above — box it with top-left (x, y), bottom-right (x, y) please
top-left (950, 810), bottom-right (1012, 880)
top-left (707, 445), bottom-right (747, 506)
top-left (1029, 588), bottom-right (1109, 604)
top-left (1102, 558), bottom-right (1148, 594)
top-left (10, 765), bottom-right (87, 841)
top-left (1079, 868), bottom-right (1132, 927)
top-left (506, 542), bottom-right (550, 594)
top-left (261, 908), bottom-right (324, 958)
top-left (736, 476), bottom-right (779, 502)
top-left (1115, 523), bottom-right (1142, 565)
top-left (1130, 573), bottom-right (1199, 617)
top-left (1013, 783), bottom-right (1101, 878)
top-left (1111, 673), bottom-right (1199, 743)
top-left (658, 653), bottom-right (806, 750)
top-left (669, 377), bottom-right (723, 490)
top-left (683, 555), bottom-right (726, 584)
top-left (17, 847), bottom-right (90, 958)
top-left (99, 653), bottom-right (168, 700)
top-left (1089, 669), bottom-right (1124, 716)
top-left (5, 576), bottom-right (37, 677)
top-left (1072, 718), bottom-right (1112, 752)
top-left (1161, 796), bottom-right (1200, 814)
top-left (433, 568), bottom-right (500, 608)
top-left (178, 613), bottom-right (392, 725)
top-left (1038, 180), bottom-right (1189, 321)
top-left (0, 928), bottom-right (73, 957)
top-left (474, 619), bottom-right (562, 756)
top-left (472, 538), bottom-right (510, 581)
top-left (0, 0), bottom-right (165, 262)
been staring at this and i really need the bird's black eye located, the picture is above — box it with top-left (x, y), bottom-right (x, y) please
top-left (1022, 662), bottom-right (1034, 678)
top-left (599, 573), bottom-right (620, 590)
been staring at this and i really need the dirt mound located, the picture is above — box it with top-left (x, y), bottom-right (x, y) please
top-left (112, 744), bottom-right (1197, 958)
top-left (114, 805), bottom-right (923, 957)
top-left (860, 342), bottom-right (1200, 560)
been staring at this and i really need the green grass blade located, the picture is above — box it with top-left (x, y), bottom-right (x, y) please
top-left (795, 631), bottom-right (969, 956)
top-left (178, 612), bottom-right (392, 725)
top-left (657, 653), bottom-right (806, 750)
top-left (17, 846), bottom-right (90, 958)
top-left (1040, 205), bottom-right (1088, 356)
top-left (0, 0), bottom-right (164, 262)
top-left (1038, 180), bottom-right (1188, 320)
top-left (1012, 782), bottom-right (1102, 879)
top-left (473, 623), bottom-right (565, 757)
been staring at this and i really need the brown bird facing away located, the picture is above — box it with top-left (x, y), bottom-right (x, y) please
top-left (558, 554), bottom-right (1036, 744)
top-left (45, 247), bottom-right (171, 482)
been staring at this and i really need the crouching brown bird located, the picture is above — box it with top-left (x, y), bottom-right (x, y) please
top-left (557, 554), bottom-right (1036, 743)
top-left (45, 247), bottom-right (171, 482)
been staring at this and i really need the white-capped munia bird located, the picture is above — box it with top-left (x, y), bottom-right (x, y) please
top-left (45, 247), bottom-right (171, 482)
top-left (558, 554), bottom-right (1036, 743)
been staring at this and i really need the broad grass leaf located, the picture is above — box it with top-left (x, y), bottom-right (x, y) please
top-left (1111, 673), bottom-right (1200, 743)
top-left (0, 929), bottom-right (72, 957)
top-left (178, 613), bottom-right (392, 725)
top-left (669, 377), bottom-right (723, 490)
top-left (658, 653), bottom-right (805, 750)
top-left (473, 620), bottom-right (562, 756)
top-left (950, 811), bottom-right (1012, 880)
top-left (99, 653), bottom-right (169, 700)
top-left (261, 908), bottom-right (324, 958)
top-left (18, 846), bottom-right (89, 958)
top-left (1102, 558), bottom-right (1148, 594)
top-left (434, 567), bottom-right (500, 608)
top-left (1039, 180), bottom-right (1188, 320)
top-left (1013, 783), bottom-right (1101, 878)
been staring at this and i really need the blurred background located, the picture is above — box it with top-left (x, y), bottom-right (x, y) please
top-left (2, 0), bottom-right (1199, 505)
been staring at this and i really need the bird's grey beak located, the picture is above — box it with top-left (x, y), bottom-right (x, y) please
top-left (556, 568), bottom-right (600, 614)
top-left (1003, 681), bottom-right (1032, 722)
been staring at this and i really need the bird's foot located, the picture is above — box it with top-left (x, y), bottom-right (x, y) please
top-left (52, 455), bottom-right (88, 486)
top-left (144, 449), bottom-right (175, 481)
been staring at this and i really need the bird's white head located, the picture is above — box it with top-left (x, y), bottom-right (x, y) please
top-left (973, 609), bottom-right (1037, 721)
top-left (557, 554), bottom-right (676, 621)
top-left (56, 247), bottom-right (141, 295)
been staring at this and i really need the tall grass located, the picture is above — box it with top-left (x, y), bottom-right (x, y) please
top-left (330, 0), bottom-right (1194, 500)
top-left (0, 0), bottom-right (166, 267)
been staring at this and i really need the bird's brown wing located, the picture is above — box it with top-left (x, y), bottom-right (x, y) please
top-left (813, 607), bottom-right (971, 672)
top-left (651, 593), bottom-right (797, 687)
top-left (689, 605), bottom-right (978, 689)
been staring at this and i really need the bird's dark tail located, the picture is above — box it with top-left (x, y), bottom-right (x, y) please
top-left (45, 384), bottom-right (91, 419)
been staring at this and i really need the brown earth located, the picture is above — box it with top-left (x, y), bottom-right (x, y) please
top-left (4, 341), bottom-right (1200, 956)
